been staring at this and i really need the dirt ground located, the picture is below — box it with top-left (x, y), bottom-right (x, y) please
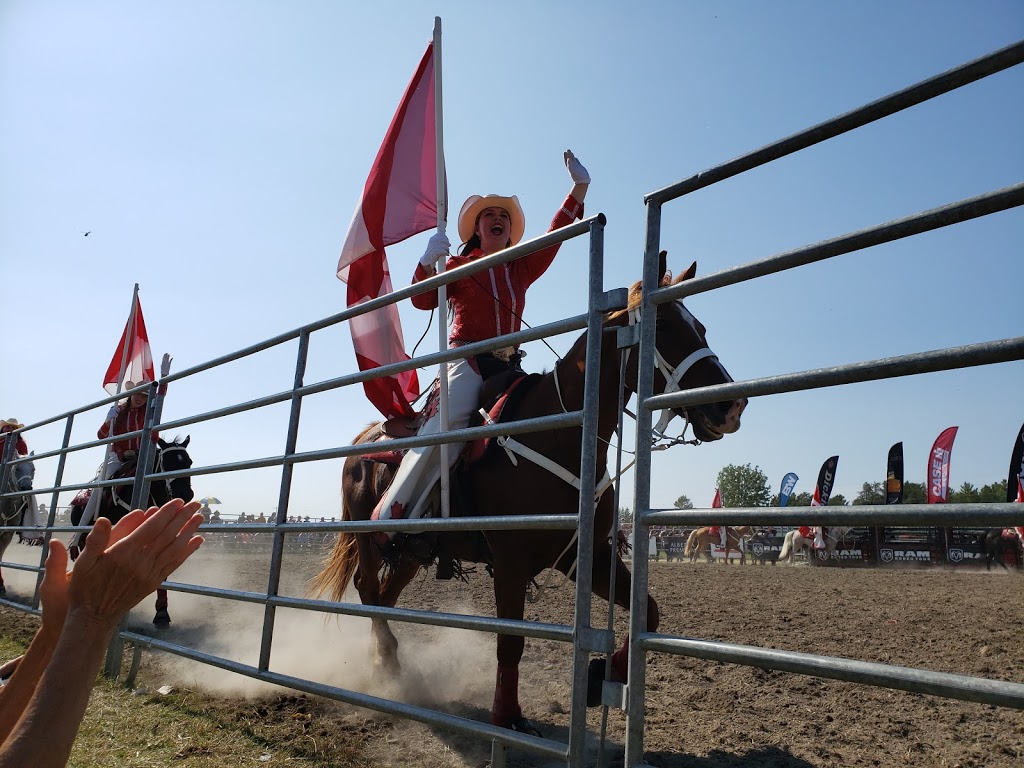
top-left (1, 540), bottom-right (1021, 767)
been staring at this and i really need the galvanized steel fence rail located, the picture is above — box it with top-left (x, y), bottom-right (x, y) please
top-left (0, 214), bottom-right (618, 767)
top-left (623, 39), bottom-right (1024, 767)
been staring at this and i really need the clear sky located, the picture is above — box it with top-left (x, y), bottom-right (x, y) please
top-left (2, 1), bottom-right (1022, 520)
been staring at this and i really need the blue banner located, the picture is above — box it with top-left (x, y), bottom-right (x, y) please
top-left (779, 472), bottom-right (799, 507)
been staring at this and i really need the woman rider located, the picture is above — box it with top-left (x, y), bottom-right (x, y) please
top-left (371, 150), bottom-right (591, 535)
top-left (77, 354), bottom-right (172, 539)
top-left (0, 418), bottom-right (28, 459)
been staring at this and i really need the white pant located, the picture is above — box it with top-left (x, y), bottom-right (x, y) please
top-left (373, 357), bottom-right (482, 524)
top-left (78, 453), bottom-right (123, 542)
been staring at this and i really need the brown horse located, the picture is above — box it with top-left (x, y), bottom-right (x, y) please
top-left (683, 525), bottom-right (753, 565)
top-left (311, 253), bottom-right (747, 735)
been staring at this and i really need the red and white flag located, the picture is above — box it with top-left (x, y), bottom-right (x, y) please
top-left (102, 292), bottom-right (154, 395)
top-left (927, 426), bottom-right (958, 504)
top-left (1015, 475), bottom-right (1023, 503)
top-left (337, 41), bottom-right (443, 419)
top-left (711, 488), bottom-right (722, 508)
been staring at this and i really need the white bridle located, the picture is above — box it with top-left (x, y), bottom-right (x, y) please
top-left (628, 304), bottom-right (730, 440)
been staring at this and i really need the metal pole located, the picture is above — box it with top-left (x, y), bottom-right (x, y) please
top-left (624, 201), bottom-right (661, 766)
top-left (567, 217), bottom-right (607, 764)
top-left (433, 16), bottom-right (453, 519)
top-left (259, 329), bottom-right (309, 671)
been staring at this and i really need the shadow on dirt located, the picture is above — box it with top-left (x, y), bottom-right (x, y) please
top-left (420, 703), bottom-right (820, 768)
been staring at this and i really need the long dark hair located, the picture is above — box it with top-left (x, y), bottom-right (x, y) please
top-left (458, 234), bottom-right (480, 257)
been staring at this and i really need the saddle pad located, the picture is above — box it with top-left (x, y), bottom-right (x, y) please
top-left (465, 373), bottom-right (540, 466)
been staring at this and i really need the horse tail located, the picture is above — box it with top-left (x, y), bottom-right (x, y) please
top-left (683, 529), bottom-right (699, 557)
top-left (309, 423), bottom-right (382, 602)
top-left (309, 501), bottom-right (358, 602)
top-left (778, 532), bottom-right (792, 561)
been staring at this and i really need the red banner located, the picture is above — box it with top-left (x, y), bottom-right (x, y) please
top-left (927, 426), bottom-right (958, 504)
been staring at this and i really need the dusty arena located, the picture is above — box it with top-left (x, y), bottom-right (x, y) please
top-left (1, 542), bottom-right (1021, 767)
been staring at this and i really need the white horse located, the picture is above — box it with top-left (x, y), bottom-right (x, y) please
top-left (778, 526), bottom-right (852, 565)
top-left (0, 453), bottom-right (39, 595)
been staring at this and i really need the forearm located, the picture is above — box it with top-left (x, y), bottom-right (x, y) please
top-left (569, 182), bottom-right (588, 204)
top-left (0, 627), bottom-right (59, 742)
top-left (0, 612), bottom-right (114, 768)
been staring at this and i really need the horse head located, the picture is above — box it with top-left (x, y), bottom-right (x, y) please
top-left (155, 436), bottom-right (194, 504)
top-left (615, 252), bottom-right (747, 443)
top-left (14, 453), bottom-right (35, 492)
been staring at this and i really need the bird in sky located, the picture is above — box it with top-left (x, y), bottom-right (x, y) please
top-left (83, 231), bottom-right (91, 236)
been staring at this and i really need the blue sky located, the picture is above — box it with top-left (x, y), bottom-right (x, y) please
top-left (2, 1), bottom-right (1022, 519)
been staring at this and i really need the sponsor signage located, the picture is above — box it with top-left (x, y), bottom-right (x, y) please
top-left (878, 545), bottom-right (938, 565)
top-left (811, 542), bottom-right (872, 567)
top-left (750, 536), bottom-right (783, 564)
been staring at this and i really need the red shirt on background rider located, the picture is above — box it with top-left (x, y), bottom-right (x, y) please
top-left (97, 386), bottom-right (161, 461)
top-left (0, 418), bottom-right (28, 457)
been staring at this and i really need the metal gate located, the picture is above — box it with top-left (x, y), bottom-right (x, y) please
top-left (0, 213), bottom-right (622, 767)
top-left (622, 39), bottom-right (1024, 767)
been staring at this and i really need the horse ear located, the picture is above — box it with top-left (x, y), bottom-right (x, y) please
top-left (158, 438), bottom-right (168, 449)
top-left (658, 250), bottom-right (668, 283)
top-left (680, 261), bottom-right (697, 282)
top-left (181, 435), bottom-right (190, 448)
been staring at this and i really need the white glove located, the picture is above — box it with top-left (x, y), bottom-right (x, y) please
top-left (105, 404), bottom-right (120, 421)
top-left (419, 232), bottom-right (451, 268)
top-left (160, 353), bottom-right (172, 377)
top-left (564, 149), bottom-right (590, 185)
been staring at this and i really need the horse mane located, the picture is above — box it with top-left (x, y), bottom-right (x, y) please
top-left (604, 259), bottom-right (691, 324)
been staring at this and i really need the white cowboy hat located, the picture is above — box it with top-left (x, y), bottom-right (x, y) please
top-left (0, 417), bottom-right (24, 430)
top-left (457, 194), bottom-right (526, 247)
top-left (123, 382), bottom-right (150, 394)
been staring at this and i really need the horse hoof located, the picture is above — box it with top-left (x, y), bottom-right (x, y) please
top-left (153, 609), bottom-right (171, 628)
top-left (586, 657), bottom-right (607, 707)
top-left (509, 717), bottom-right (542, 737)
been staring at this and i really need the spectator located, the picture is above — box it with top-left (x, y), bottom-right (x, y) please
top-left (0, 498), bottom-right (203, 767)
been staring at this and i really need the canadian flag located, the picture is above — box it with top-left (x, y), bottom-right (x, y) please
top-left (102, 292), bottom-right (154, 395)
top-left (337, 41), bottom-right (443, 419)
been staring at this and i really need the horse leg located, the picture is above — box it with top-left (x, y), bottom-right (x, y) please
top-left (350, 532), bottom-right (418, 680)
top-left (0, 531), bottom-right (12, 597)
top-left (585, 544), bottom-right (660, 704)
top-left (153, 589), bottom-right (171, 627)
top-left (489, 554), bottom-right (538, 735)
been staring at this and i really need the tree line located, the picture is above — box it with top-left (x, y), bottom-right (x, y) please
top-left (669, 462), bottom-right (1009, 511)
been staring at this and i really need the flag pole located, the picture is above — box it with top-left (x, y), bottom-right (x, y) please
top-left (433, 16), bottom-right (452, 519)
top-left (81, 285), bottom-right (139, 540)
top-left (116, 284), bottom-right (140, 397)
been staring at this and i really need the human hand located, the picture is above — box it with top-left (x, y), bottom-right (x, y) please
top-left (160, 353), bottom-right (172, 377)
top-left (39, 540), bottom-right (72, 641)
top-left (419, 232), bottom-right (451, 268)
top-left (105, 404), bottom-right (120, 421)
top-left (564, 149), bottom-right (590, 185)
top-left (68, 498), bottom-right (204, 628)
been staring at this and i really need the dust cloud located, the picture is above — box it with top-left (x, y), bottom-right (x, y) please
top-left (129, 547), bottom-right (496, 711)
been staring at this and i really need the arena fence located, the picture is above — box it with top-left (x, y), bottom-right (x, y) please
top-left (620, 38), bottom-right (1024, 767)
top-left (0, 214), bottom-right (629, 766)
top-left (2, 39), bottom-right (1023, 768)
